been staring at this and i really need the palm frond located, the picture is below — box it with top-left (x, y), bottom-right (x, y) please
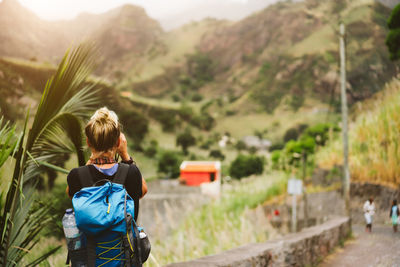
top-left (0, 111), bottom-right (29, 266)
top-left (0, 43), bottom-right (100, 266)
top-left (25, 246), bottom-right (61, 267)
top-left (23, 43), bottom-right (100, 184)
top-left (26, 43), bottom-right (97, 154)
top-left (0, 116), bottom-right (17, 168)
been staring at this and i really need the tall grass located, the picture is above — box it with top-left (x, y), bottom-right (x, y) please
top-left (149, 172), bottom-right (287, 266)
top-left (317, 78), bottom-right (400, 187)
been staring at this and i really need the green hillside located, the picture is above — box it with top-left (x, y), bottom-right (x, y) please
top-left (1, 0), bottom-right (399, 178)
top-left (122, 0), bottom-right (398, 117)
top-left (0, 58), bottom-right (55, 120)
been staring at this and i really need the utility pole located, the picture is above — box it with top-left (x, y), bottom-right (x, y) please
top-left (340, 23), bottom-right (351, 218)
top-left (302, 152), bottom-right (309, 227)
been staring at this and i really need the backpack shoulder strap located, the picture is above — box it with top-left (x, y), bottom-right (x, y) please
top-left (77, 166), bottom-right (94, 188)
top-left (113, 163), bottom-right (130, 186)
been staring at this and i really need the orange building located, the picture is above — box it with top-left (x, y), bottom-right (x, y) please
top-left (179, 161), bottom-right (221, 186)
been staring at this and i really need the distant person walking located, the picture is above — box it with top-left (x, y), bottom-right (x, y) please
top-left (390, 199), bottom-right (399, 232)
top-left (363, 198), bottom-right (375, 233)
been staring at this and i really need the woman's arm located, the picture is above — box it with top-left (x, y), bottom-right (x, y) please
top-left (141, 178), bottom-right (148, 198)
top-left (66, 186), bottom-right (72, 200)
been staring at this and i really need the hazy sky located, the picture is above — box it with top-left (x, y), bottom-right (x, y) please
top-left (4, 0), bottom-right (252, 20)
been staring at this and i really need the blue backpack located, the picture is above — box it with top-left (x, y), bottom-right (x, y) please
top-left (71, 163), bottom-right (150, 267)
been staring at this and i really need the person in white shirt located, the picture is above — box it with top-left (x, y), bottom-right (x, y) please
top-left (363, 198), bottom-right (375, 233)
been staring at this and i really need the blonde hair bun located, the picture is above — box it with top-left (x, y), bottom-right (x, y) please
top-left (85, 107), bottom-right (121, 152)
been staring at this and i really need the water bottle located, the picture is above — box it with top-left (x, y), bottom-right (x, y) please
top-left (62, 209), bottom-right (82, 250)
top-left (63, 209), bottom-right (86, 267)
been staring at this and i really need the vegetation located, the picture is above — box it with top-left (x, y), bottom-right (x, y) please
top-left (229, 154), bottom-right (265, 179)
top-left (157, 150), bottom-right (182, 178)
top-left (176, 128), bottom-right (196, 155)
top-left (185, 51), bottom-right (215, 88)
top-left (271, 123), bottom-right (340, 173)
top-left (209, 149), bottom-right (225, 161)
top-left (144, 140), bottom-right (158, 157)
top-left (0, 44), bottom-right (99, 266)
top-left (119, 110), bottom-right (149, 144)
top-left (317, 79), bottom-right (400, 187)
top-left (386, 3), bottom-right (400, 60)
top-left (283, 127), bottom-right (300, 143)
top-left (150, 173), bottom-right (287, 266)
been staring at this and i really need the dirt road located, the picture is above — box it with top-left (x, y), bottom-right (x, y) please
top-left (321, 224), bottom-right (400, 267)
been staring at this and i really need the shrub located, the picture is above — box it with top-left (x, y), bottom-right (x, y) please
top-left (178, 105), bottom-right (194, 121)
top-left (209, 149), bottom-right (225, 161)
top-left (283, 127), bottom-right (299, 143)
top-left (172, 94), bottom-right (181, 102)
top-left (191, 93), bottom-right (203, 102)
top-left (144, 143), bottom-right (158, 157)
top-left (248, 146), bottom-right (258, 154)
top-left (297, 123), bottom-right (309, 134)
top-left (225, 110), bottom-right (236, 116)
top-left (192, 112), bottom-right (215, 131)
top-left (200, 138), bottom-right (213, 150)
top-left (119, 110), bottom-right (149, 143)
top-left (303, 123), bottom-right (339, 146)
top-left (271, 150), bottom-right (282, 170)
top-left (284, 137), bottom-right (316, 167)
top-left (153, 111), bottom-right (177, 132)
top-left (235, 140), bottom-right (247, 152)
top-left (157, 151), bottom-right (181, 178)
top-left (269, 142), bottom-right (284, 152)
top-left (176, 128), bottom-right (196, 154)
top-left (229, 154), bottom-right (265, 179)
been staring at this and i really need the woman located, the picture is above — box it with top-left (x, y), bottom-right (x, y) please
top-left (66, 107), bottom-right (147, 221)
top-left (390, 199), bottom-right (399, 233)
top-left (363, 198), bottom-right (375, 233)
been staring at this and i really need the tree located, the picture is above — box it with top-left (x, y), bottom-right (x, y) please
top-left (284, 136), bottom-right (316, 167)
top-left (209, 149), bottom-right (225, 161)
top-left (157, 151), bottom-right (181, 178)
top-left (271, 150), bottom-right (283, 170)
top-left (119, 110), bottom-right (149, 145)
top-left (386, 4), bottom-right (400, 60)
top-left (303, 123), bottom-right (339, 146)
top-left (229, 154), bottom-right (265, 179)
top-left (235, 140), bottom-right (247, 152)
top-left (176, 128), bottom-right (196, 155)
top-left (0, 44), bottom-right (99, 266)
top-left (186, 52), bottom-right (215, 86)
top-left (283, 127), bottom-right (299, 143)
top-left (144, 140), bottom-right (158, 157)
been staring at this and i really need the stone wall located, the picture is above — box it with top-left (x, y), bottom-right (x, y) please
top-left (138, 179), bottom-right (209, 238)
top-left (350, 182), bottom-right (400, 224)
top-left (166, 217), bottom-right (350, 267)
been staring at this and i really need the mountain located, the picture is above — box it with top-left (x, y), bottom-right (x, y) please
top-left (158, 0), bottom-right (278, 30)
top-left (89, 5), bottom-right (163, 77)
top-left (0, 0), bottom-right (66, 61)
top-left (377, 0), bottom-right (400, 8)
top-left (0, 1), bottom-right (163, 78)
top-left (123, 0), bottom-right (399, 116)
top-left (195, 0), bottom-right (398, 110)
top-left (1, 0), bottom-right (400, 127)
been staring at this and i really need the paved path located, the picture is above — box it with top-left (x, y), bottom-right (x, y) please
top-left (321, 224), bottom-right (400, 267)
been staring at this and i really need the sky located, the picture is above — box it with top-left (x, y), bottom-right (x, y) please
top-left (3, 0), bottom-right (252, 21)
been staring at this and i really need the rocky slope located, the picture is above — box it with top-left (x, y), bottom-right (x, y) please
top-left (126, 0), bottom-right (399, 115)
top-left (0, 0), bottom-right (163, 78)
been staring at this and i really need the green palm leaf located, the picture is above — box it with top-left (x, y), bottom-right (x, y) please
top-left (0, 43), bottom-right (100, 266)
top-left (0, 116), bottom-right (17, 169)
